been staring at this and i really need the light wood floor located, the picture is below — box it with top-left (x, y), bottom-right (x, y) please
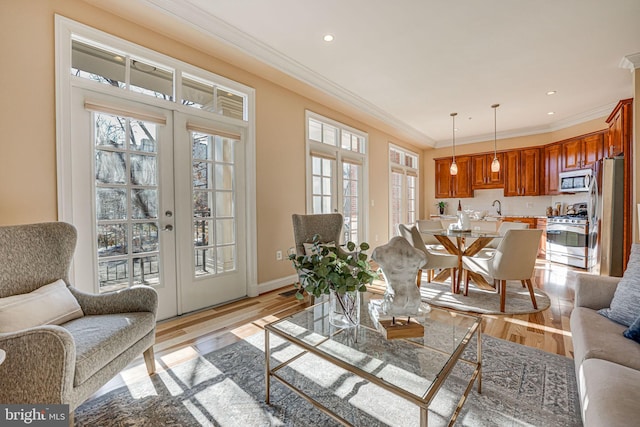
top-left (87, 258), bottom-right (584, 399)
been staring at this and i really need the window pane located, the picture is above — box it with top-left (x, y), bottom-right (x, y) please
top-left (96, 188), bottom-right (127, 220)
top-left (131, 189), bottom-right (158, 219)
top-left (322, 196), bottom-right (332, 213)
top-left (322, 177), bottom-right (332, 195)
top-left (130, 60), bottom-right (173, 101)
top-left (71, 40), bottom-right (125, 88)
top-left (215, 164), bottom-right (234, 190)
top-left (312, 176), bottom-right (322, 194)
top-left (309, 119), bottom-right (322, 141)
top-left (194, 219), bottom-right (214, 247)
top-left (323, 124), bottom-right (336, 146)
top-left (313, 196), bottom-right (322, 214)
top-left (130, 154), bottom-right (157, 186)
top-left (194, 191), bottom-right (213, 217)
top-left (133, 255), bottom-right (159, 286)
top-left (96, 113), bottom-right (126, 148)
top-left (216, 219), bottom-right (235, 245)
top-left (98, 259), bottom-right (129, 292)
top-left (97, 224), bottom-right (127, 257)
top-left (312, 156), bottom-right (322, 174)
top-left (182, 74), bottom-right (214, 111)
top-left (322, 159), bottom-right (332, 175)
top-left (217, 246), bottom-right (236, 273)
top-left (216, 90), bottom-right (245, 120)
top-left (129, 120), bottom-right (157, 153)
top-left (195, 249), bottom-right (215, 277)
top-left (96, 150), bottom-right (126, 184)
top-left (215, 191), bottom-right (234, 217)
top-left (215, 137), bottom-right (234, 163)
top-left (132, 222), bottom-right (159, 253)
top-left (193, 161), bottom-right (213, 189)
top-left (193, 133), bottom-right (212, 160)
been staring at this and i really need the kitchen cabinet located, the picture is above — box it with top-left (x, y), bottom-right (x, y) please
top-left (503, 148), bottom-right (540, 196)
top-left (561, 132), bottom-right (604, 171)
top-left (434, 156), bottom-right (473, 198)
top-left (606, 98), bottom-right (632, 157)
top-left (542, 143), bottom-right (562, 195)
top-left (471, 152), bottom-right (504, 189)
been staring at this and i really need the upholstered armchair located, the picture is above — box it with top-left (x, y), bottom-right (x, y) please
top-left (291, 213), bottom-right (345, 257)
top-left (0, 222), bottom-right (157, 414)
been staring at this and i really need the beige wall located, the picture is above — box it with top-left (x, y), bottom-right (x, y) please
top-left (422, 117), bottom-right (609, 214)
top-left (0, 0), bottom-right (421, 285)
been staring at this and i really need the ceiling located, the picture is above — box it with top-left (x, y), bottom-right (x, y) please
top-left (132, 1), bottom-right (640, 147)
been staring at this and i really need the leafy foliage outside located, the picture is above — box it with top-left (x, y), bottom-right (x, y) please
top-left (289, 235), bottom-right (378, 300)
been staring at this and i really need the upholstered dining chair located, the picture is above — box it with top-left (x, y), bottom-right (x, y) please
top-left (484, 221), bottom-right (529, 249)
top-left (0, 222), bottom-right (157, 418)
top-left (415, 219), bottom-right (447, 250)
top-left (398, 224), bottom-right (458, 290)
top-left (461, 228), bottom-right (542, 312)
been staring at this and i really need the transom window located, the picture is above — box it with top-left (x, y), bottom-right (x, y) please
top-left (389, 145), bottom-right (419, 236)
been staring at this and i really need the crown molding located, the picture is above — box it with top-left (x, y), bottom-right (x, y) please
top-left (141, 0), bottom-right (434, 146)
top-left (433, 102), bottom-right (615, 148)
top-left (620, 52), bottom-right (640, 71)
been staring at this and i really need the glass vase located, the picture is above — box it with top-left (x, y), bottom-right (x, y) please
top-left (329, 289), bottom-right (360, 328)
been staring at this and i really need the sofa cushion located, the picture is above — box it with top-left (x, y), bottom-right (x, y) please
top-left (598, 248), bottom-right (640, 326)
top-left (61, 312), bottom-right (155, 386)
top-left (0, 279), bottom-right (83, 332)
top-left (577, 358), bottom-right (640, 427)
top-left (623, 314), bottom-right (640, 343)
top-left (570, 307), bottom-right (640, 371)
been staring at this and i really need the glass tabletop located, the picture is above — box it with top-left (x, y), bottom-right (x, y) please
top-left (265, 293), bottom-right (481, 399)
top-left (421, 229), bottom-right (500, 238)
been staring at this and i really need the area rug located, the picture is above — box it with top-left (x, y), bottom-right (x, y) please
top-left (420, 280), bottom-right (551, 315)
top-left (74, 332), bottom-right (581, 426)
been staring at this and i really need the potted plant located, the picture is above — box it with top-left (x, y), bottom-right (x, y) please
top-left (289, 235), bottom-right (378, 327)
top-left (436, 200), bottom-right (447, 215)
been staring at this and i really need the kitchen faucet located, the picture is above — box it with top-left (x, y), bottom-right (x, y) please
top-left (492, 199), bottom-right (502, 216)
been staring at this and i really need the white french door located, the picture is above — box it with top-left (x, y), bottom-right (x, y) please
top-left (67, 89), bottom-right (248, 319)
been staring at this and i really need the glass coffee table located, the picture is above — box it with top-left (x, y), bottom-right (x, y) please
top-left (265, 293), bottom-right (482, 426)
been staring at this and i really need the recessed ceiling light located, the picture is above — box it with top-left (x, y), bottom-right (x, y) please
top-left (548, 111), bottom-right (555, 115)
top-left (546, 91), bottom-right (557, 95)
top-left (323, 34), bottom-right (334, 42)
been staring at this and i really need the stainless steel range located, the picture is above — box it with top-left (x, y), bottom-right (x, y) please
top-left (546, 204), bottom-right (596, 269)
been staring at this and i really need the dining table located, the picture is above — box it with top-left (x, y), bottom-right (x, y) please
top-left (421, 228), bottom-right (501, 293)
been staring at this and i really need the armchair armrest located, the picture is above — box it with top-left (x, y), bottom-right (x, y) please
top-left (69, 285), bottom-right (158, 316)
top-left (574, 273), bottom-right (620, 310)
top-left (0, 326), bottom-right (75, 405)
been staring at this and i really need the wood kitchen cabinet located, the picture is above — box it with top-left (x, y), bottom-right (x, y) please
top-left (606, 98), bottom-right (632, 157)
top-left (434, 156), bottom-right (472, 198)
top-left (471, 152), bottom-right (504, 189)
top-left (542, 143), bottom-right (562, 195)
top-left (503, 148), bottom-right (540, 196)
top-left (561, 132), bottom-right (604, 171)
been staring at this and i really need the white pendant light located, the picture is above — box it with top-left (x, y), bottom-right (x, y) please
top-left (491, 104), bottom-right (501, 173)
top-left (450, 112), bottom-right (458, 175)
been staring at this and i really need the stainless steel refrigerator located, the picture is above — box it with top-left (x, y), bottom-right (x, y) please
top-left (592, 157), bottom-right (625, 276)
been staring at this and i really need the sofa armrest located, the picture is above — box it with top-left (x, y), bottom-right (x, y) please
top-left (69, 285), bottom-right (158, 316)
top-left (574, 273), bottom-right (620, 310)
top-left (0, 326), bottom-right (75, 405)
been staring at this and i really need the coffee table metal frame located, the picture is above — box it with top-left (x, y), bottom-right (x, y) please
top-left (265, 296), bottom-right (482, 427)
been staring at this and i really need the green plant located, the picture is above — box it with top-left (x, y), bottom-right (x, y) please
top-left (288, 235), bottom-right (378, 300)
top-left (435, 201), bottom-right (447, 209)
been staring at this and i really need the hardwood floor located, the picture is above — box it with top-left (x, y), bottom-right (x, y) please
top-left (86, 258), bottom-right (586, 400)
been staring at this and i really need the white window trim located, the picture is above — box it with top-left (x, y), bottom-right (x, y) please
top-left (55, 15), bottom-right (258, 297)
top-left (304, 110), bottom-right (369, 243)
top-left (388, 143), bottom-right (420, 237)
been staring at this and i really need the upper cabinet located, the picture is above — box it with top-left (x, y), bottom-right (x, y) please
top-left (606, 98), bottom-right (633, 157)
top-left (434, 156), bottom-right (473, 198)
top-left (542, 143), bottom-right (562, 195)
top-left (471, 152), bottom-right (504, 189)
top-left (561, 132), bottom-right (604, 171)
top-left (503, 148), bottom-right (540, 197)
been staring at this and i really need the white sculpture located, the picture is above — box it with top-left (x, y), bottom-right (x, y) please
top-left (372, 236), bottom-right (427, 316)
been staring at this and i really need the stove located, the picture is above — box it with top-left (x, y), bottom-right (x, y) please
top-left (547, 215), bottom-right (588, 225)
top-left (546, 213), bottom-right (594, 269)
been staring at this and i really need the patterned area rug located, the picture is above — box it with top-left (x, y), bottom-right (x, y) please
top-left (75, 332), bottom-right (581, 426)
top-left (420, 280), bottom-right (551, 315)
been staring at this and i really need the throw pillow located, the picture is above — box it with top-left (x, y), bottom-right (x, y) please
top-left (303, 241), bottom-right (335, 255)
top-left (623, 315), bottom-right (640, 344)
top-left (0, 279), bottom-right (84, 333)
top-left (598, 250), bottom-right (640, 326)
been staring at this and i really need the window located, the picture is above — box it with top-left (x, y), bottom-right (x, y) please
top-left (389, 145), bottom-right (419, 236)
top-left (306, 111), bottom-right (368, 244)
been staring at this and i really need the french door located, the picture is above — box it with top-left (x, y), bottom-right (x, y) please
top-left (67, 89), bottom-right (247, 319)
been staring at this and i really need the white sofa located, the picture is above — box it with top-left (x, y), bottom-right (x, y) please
top-left (570, 254), bottom-right (640, 426)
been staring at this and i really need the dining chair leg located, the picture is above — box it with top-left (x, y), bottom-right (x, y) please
top-left (428, 269), bottom-right (433, 282)
top-left (523, 279), bottom-right (538, 309)
top-left (452, 268), bottom-right (457, 293)
top-left (450, 269), bottom-right (456, 293)
top-left (417, 269), bottom-right (422, 288)
top-left (500, 280), bottom-right (506, 312)
top-left (464, 269), bottom-right (470, 296)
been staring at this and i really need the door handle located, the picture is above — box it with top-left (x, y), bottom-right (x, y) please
top-left (162, 225), bottom-right (173, 232)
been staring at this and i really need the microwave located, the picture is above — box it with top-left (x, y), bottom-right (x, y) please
top-left (559, 169), bottom-right (592, 192)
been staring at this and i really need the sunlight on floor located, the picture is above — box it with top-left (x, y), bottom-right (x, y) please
top-left (484, 314), bottom-right (573, 337)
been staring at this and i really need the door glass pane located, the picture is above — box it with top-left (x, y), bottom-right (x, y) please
top-left (390, 171), bottom-right (403, 237)
top-left (94, 113), bottom-right (162, 293)
top-left (191, 132), bottom-right (238, 277)
top-left (311, 155), bottom-right (334, 214)
top-left (343, 162), bottom-right (360, 243)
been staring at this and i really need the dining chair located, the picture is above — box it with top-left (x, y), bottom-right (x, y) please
top-left (461, 229), bottom-right (542, 312)
top-left (415, 219), bottom-right (446, 251)
top-left (398, 224), bottom-right (458, 291)
top-left (485, 221), bottom-right (529, 249)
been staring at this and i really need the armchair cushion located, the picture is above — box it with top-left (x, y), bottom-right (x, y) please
top-left (62, 312), bottom-right (155, 386)
top-left (0, 279), bottom-right (83, 332)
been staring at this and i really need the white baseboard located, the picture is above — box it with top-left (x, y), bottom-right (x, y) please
top-left (257, 274), bottom-right (298, 295)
